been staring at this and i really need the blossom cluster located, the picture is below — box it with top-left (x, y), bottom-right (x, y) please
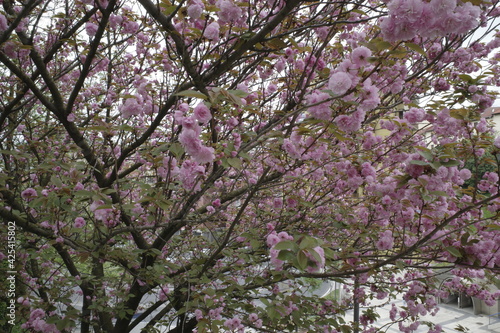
top-left (380, 0), bottom-right (481, 42)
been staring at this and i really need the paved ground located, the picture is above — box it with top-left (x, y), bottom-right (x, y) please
top-left (128, 301), bottom-right (499, 333)
top-left (361, 299), bottom-right (500, 332)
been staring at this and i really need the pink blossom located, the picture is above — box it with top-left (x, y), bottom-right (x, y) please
top-left (361, 162), bottom-right (376, 178)
top-left (267, 83), bottom-right (278, 94)
top-left (2, 41), bottom-right (17, 58)
top-left (74, 217), bottom-right (86, 228)
top-left (306, 246), bottom-right (325, 273)
top-left (40, 221), bottom-right (52, 229)
top-left (434, 78), bottom-right (451, 91)
top-left (224, 316), bottom-right (242, 330)
top-left (459, 169), bottom-right (472, 181)
top-left (328, 72), bottom-right (352, 95)
top-left (120, 97), bottom-right (143, 118)
top-left (306, 91), bottom-right (332, 120)
top-left (179, 128), bottom-right (203, 156)
top-left (122, 20), bottom-right (139, 34)
top-left (0, 14), bottom-right (8, 31)
top-left (270, 248), bottom-right (284, 269)
top-left (181, 116), bottom-right (202, 134)
top-left (351, 46), bottom-right (371, 67)
top-left (404, 107), bottom-right (425, 124)
top-left (178, 160), bottom-right (205, 191)
top-left (430, 0), bottom-right (456, 16)
top-left (217, 0), bottom-right (242, 23)
top-left (193, 103), bottom-right (212, 124)
top-left (428, 324), bottom-right (442, 333)
top-left (360, 81), bottom-right (380, 110)
top-left (486, 172), bottom-right (499, 183)
top-left (204, 22), bottom-right (220, 41)
top-left (282, 139), bottom-right (302, 159)
top-left (187, 1), bottom-right (204, 19)
top-left (376, 230), bottom-right (394, 250)
top-left (85, 22), bottom-right (98, 36)
top-left (190, 309), bottom-right (202, 321)
top-left (334, 111), bottom-right (363, 133)
top-left (277, 231), bottom-right (293, 241)
top-left (21, 188), bottom-right (37, 200)
top-left (494, 136), bottom-right (500, 148)
top-left (381, 0), bottom-right (480, 42)
top-left (158, 285), bottom-right (170, 301)
top-left (275, 58), bottom-right (285, 72)
top-left (476, 118), bottom-right (489, 133)
top-left (90, 200), bottom-right (113, 223)
top-left (248, 313), bottom-right (259, 322)
top-left (266, 233), bottom-right (280, 247)
top-left (108, 14), bottom-right (123, 29)
top-left (193, 145), bottom-right (215, 164)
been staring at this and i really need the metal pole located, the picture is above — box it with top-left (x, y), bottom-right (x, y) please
top-left (353, 276), bottom-right (359, 333)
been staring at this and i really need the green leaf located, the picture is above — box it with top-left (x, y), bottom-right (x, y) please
top-left (51, 174), bottom-right (64, 188)
top-left (221, 158), bottom-right (230, 168)
top-left (449, 108), bottom-right (469, 120)
top-left (156, 199), bottom-right (171, 211)
top-left (277, 250), bottom-right (295, 261)
top-left (409, 160), bottom-right (429, 166)
top-left (299, 236), bottom-right (320, 250)
top-left (268, 307), bottom-right (279, 319)
top-left (238, 151), bottom-right (251, 161)
top-left (395, 260), bottom-right (405, 269)
top-left (227, 157), bottom-right (242, 170)
top-left (56, 317), bottom-right (73, 330)
top-left (323, 248), bottom-right (337, 259)
top-left (486, 224), bottom-right (500, 230)
top-left (169, 142), bottom-right (184, 158)
top-left (305, 248), bottom-right (322, 265)
top-left (250, 239), bottom-right (260, 250)
top-left (460, 232), bottom-right (470, 246)
top-left (204, 288), bottom-right (216, 296)
top-left (297, 250), bottom-right (308, 270)
top-left (175, 90), bottom-right (207, 99)
top-left (239, 32), bottom-right (256, 40)
top-left (388, 49), bottom-right (408, 58)
top-left (259, 298), bottom-right (270, 306)
top-left (429, 191), bottom-right (448, 197)
top-left (445, 246), bottom-right (462, 258)
top-left (74, 190), bottom-right (95, 197)
top-left (274, 240), bottom-right (297, 251)
top-left (458, 74), bottom-right (473, 83)
top-left (416, 148), bottom-right (433, 161)
top-left (267, 38), bottom-right (287, 49)
top-left (227, 89), bottom-right (249, 98)
top-left (374, 40), bottom-right (392, 52)
top-left (352, 9), bottom-right (367, 16)
top-left (429, 162), bottom-right (441, 170)
top-left (220, 89), bottom-right (244, 106)
top-left (440, 160), bottom-right (460, 167)
top-left (102, 188), bottom-right (116, 194)
top-left (405, 42), bottom-right (426, 56)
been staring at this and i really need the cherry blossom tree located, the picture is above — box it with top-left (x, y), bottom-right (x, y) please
top-left (1, 0), bottom-right (500, 332)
